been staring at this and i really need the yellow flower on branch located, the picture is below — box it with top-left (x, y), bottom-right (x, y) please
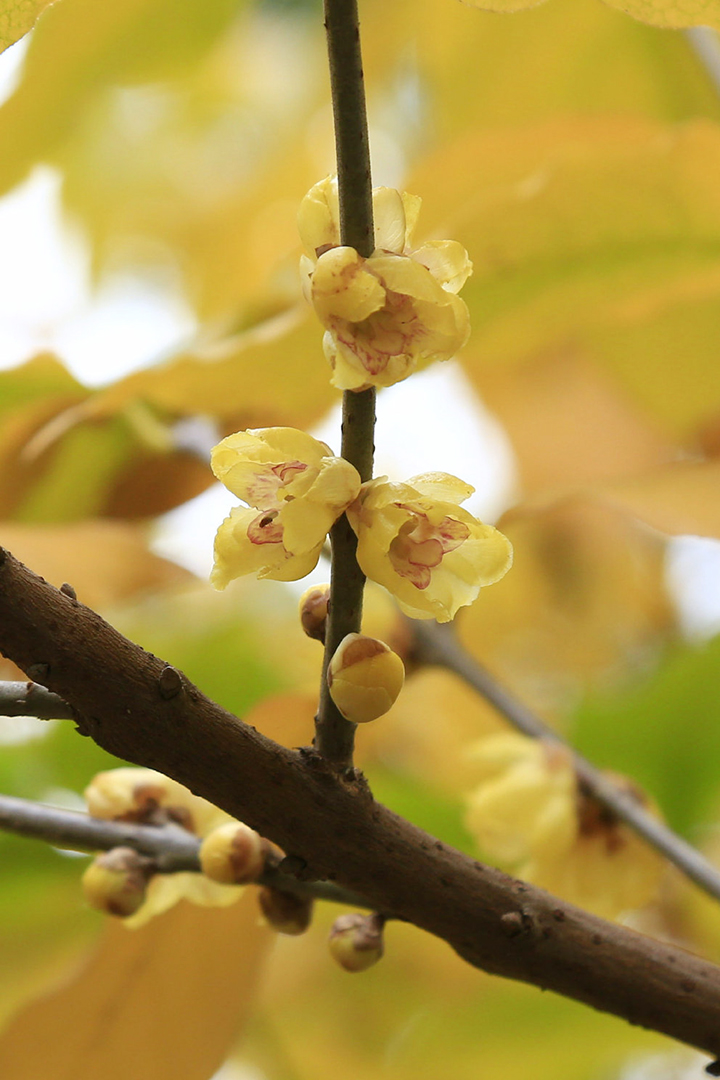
top-left (298, 176), bottom-right (472, 391)
top-left (346, 473), bottom-right (513, 622)
top-left (85, 768), bottom-right (243, 927)
top-left (210, 427), bottom-right (361, 588)
top-left (463, 734), bottom-right (664, 920)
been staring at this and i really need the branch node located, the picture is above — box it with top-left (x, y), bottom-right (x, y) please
top-left (157, 665), bottom-right (183, 700)
top-left (500, 910), bottom-right (533, 938)
top-left (26, 663), bottom-right (50, 684)
top-left (60, 582), bottom-right (77, 601)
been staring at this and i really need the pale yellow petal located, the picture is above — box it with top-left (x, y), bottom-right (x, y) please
top-left (373, 187), bottom-right (409, 252)
top-left (406, 473), bottom-right (475, 505)
top-left (411, 240), bottom-right (473, 293)
top-left (368, 253), bottom-right (447, 304)
top-left (211, 507), bottom-right (287, 589)
top-left (259, 541), bottom-right (323, 582)
top-left (297, 176), bottom-right (340, 256)
top-left (401, 192), bottom-right (423, 247)
top-left (312, 247), bottom-right (387, 323)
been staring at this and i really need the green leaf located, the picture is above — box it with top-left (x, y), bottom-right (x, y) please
top-left (572, 634), bottom-right (720, 834)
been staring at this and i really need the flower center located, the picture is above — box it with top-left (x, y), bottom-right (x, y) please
top-left (245, 460), bottom-right (307, 510)
top-left (389, 510), bottom-right (470, 589)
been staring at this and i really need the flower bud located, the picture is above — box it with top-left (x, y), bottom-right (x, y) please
top-left (328, 913), bottom-right (384, 972)
top-left (199, 822), bottom-right (266, 885)
top-left (82, 847), bottom-right (153, 918)
top-left (258, 886), bottom-right (313, 935)
top-left (327, 633), bottom-right (404, 723)
top-left (84, 768), bottom-right (169, 823)
top-left (299, 584), bottom-right (330, 643)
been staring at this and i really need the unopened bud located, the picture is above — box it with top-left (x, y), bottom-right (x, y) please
top-left (258, 886), bottom-right (313, 935)
top-left (327, 633), bottom-right (404, 723)
top-left (82, 847), bottom-right (153, 918)
top-left (328, 913), bottom-right (384, 972)
top-left (199, 822), bottom-right (266, 885)
top-left (84, 768), bottom-right (169, 822)
top-left (299, 584), bottom-right (330, 643)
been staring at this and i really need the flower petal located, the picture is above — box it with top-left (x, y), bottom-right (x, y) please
top-left (411, 241), bottom-right (473, 293)
top-left (312, 247), bottom-right (387, 324)
top-left (368, 253), bottom-right (448, 305)
top-left (373, 187), bottom-right (410, 253)
top-left (297, 175), bottom-right (340, 256)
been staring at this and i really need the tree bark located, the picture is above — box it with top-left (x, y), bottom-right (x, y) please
top-left (1, 547), bottom-right (719, 1060)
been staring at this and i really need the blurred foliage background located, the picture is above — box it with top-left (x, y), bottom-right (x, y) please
top-left (1, 0), bottom-right (720, 1076)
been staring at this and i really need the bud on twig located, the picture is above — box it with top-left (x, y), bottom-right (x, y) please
top-left (327, 633), bottom-right (404, 723)
top-left (328, 912), bottom-right (385, 972)
top-left (299, 584), bottom-right (330, 643)
top-left (258, 886), bottom-right (313, 935)
top-left (199, 821), bottom-right (266, 885)
top-left (81, 847), bottom-right (154, 918)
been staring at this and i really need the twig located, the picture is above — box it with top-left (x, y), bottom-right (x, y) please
top-left (0, 792), bottom-right (372, 907)
top-left (315, 0), bottom-right (377, 767)
top-left (410, 620), bottom-right (720, 906)
top-left (2, 549), bottom-right (720, 1060)
top-left (0, 680), bottom-right (73, 719)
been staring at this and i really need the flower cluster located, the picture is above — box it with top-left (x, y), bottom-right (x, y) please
top-left (298, 176), bottom-right (472, 391)
top-left (211, 429), bottom-right (512, 622)
top-left (84, 768), bottom-right (247, 926)
top-left (463, 734), bottom-right (663, 920)
top-left (211, 427), bottom-right (361, 589)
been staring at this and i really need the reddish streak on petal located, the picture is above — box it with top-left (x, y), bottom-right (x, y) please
top-left (247, 511), bottom-right (284, 547)
top-left (389, 511), bottom-right (470, 590)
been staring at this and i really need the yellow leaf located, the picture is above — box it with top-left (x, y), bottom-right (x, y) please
top-left (460, 0), bottom-right (720, 29)
top-left (0, 521), bottom-right (193, 608)
top-left (462, 0), bottom-right (548, 8)
top-left (0, 895), bottom-right (271, 1080)
top-left (459, 498), bottom-right (673, 701)
top-left (601, 0), bottom-right (720, 29)
top-left (0, 0), bottom-right (241, 195)
top-left (409, 117), bottom-right (720, 438)
top-left (479, 349), bottom-right (673, 495)
top-left (86, 308), bottom-right (337, 432)
top-left (0, 0), bottom-right (57, 54)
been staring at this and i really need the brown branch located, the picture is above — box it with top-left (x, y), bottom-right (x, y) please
top-left (410, 621), bottom-right (720, 906)
top-left (315, 0), bottom-right (377, 767)
top-left (1, 547), bottom-right (720, 1063)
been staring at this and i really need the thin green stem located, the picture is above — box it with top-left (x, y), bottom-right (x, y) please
top-left (315, 0), bottom-right (376, 766)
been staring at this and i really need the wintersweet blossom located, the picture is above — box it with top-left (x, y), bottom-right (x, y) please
top-left (346, 473), bottom-right (513, 622)
top-left (298, 176), bottom-right (472, 391)
top-left (463, 734), bottom-right (663, 920)
top-left (210, 427), bottom-right (361, 588)
top-left (85, 768), bottom-right (242, 927)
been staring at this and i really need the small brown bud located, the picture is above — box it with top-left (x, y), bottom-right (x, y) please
top-left (327, 633), bottom-right (405, 723)
top-left (82, 847), bottom-right (153, 918)
top-left (299, 584), bottom-right (330, 643)
top-left (258, 886), bottom-right (313, 935)
top-left (328, 912), bottom-right (384, 972)
top-left (199, 822), bottom-right (265, 885)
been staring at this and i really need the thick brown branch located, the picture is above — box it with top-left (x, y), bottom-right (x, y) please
top-left (1, 547), bottom-right (720, 1061)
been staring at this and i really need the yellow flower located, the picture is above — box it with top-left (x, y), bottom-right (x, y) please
top-left (346, 472), bottom-right (513, 622)
top-left (463, 734), bottom-right (664, 920)
top-left (85, 768), bottom-right (242, 927)
top-left (298, 176), bottom-right (472, 391)
top-left (210, 427), bottom-right (361, 588)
